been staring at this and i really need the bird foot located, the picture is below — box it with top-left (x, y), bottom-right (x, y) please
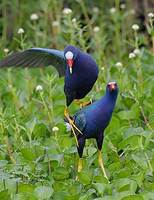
top-left (64, 108), bottom-right (82, 147)
top-left (80, 99), bottom-right (93, 108)
top-left (74, 99), bottom-right (93, 108)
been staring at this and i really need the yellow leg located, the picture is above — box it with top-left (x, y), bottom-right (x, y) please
top-left (76, 158), bottom-right (83, 180)
top-left (98, 150), bottom-right (110, 182)
top-left (74, 99), bottom-right (92, 108)
top-left (77, 158), bottom-right (83, 173)
top-left (64, 107), bottom-right (82, 147)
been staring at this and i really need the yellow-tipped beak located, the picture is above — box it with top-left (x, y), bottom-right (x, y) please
top-left (67, 59), bottom-right (73, 74)
top-left (69, 67), bottom-right (72, 74)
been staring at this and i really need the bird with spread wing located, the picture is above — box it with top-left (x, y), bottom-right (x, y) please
top-left (0, 45), bottom-right (99, 145)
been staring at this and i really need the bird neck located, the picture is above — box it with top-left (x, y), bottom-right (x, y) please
top-left (100, 90), bottom-right (118, 110)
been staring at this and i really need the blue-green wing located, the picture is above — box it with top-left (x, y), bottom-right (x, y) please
top-left (74, 112), bottom-right (86, 133)
top-left (0, 48), bottom-right (66, 77)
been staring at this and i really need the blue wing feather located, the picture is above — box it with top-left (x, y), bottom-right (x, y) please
top-left (0, 48), bottom-right (66, 77)
top-left (74, 112), bottom-right (87, 133)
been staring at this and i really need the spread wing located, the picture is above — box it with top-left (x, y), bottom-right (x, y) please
top-left (0, 48), bottom-right (66, 77)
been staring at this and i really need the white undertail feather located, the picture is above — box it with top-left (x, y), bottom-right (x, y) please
top-left (64, 122), bottom-right (72, 132)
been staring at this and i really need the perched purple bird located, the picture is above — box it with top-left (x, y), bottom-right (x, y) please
top-left (0, 45), bottom-right (99, 142)
top-left (65, 81), bottom-right (118, 181)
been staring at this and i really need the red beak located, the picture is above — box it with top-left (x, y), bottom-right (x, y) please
top-left (66, 59), bottom-right (73, 74)
top-left (109, 84), bottom-right (115, 91)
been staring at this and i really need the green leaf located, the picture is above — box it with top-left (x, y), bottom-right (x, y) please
top-left (78, 171), bottom-right (92, 185)
top-left (53, 166), bottom-right (69, 180)
top-left (113, 178), bottom-right (137, 193)
top-left (59, 136), bottom-right (73, 150)
top-left (18, 183), bottom-right (34, 193)
top-left (79, 189), bottom-right (96, 200)
top-left (0, 190), bottom-right (10, 200)
top-left (93, 183), bottom-right (106, 196)
top-left (141, 192), bottom-right (154, 200)
top-left (131, 153), bottom-right (148, 169)
top-left (107, 116), bottom-right (120, 132)
top-left (21, 147), bottom-right (37, 161)
top-left (87, 146), bottom-right (97, 157)
top-left (117, 103), bottom-right (140, 121)
top-left (53, 191), bottom-right (67, 200)
top-left (12, 193), bottom-right (37, 200)
top-left (121, 194), bottom-right (143, 200)
top-left (34, 186), bottom-right (53, 200)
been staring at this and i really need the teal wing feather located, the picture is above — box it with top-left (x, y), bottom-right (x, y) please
top-left (74, 112), bottom-right (86, 134)
top-left (0, 48), bottom-right (66, 77)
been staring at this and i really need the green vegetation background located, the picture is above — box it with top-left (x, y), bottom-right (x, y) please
top-left (0, 0), bottom-right (154, 199)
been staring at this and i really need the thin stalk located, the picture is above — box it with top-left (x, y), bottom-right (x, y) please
top-left (39, 92), bottom-right (53, 123)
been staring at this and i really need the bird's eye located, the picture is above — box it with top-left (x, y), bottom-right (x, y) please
top-left (65, 51), bottom-right (74, 60)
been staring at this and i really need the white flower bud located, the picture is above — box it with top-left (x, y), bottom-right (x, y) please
top-left (52, 126), bottom-right (59, 132)
top-left (30, 13), bottom-right (39, 21)
top-left (115, 62), bottom-right (123, 67)
top-left (36, 85), bottom-right (43, 92)
top-left (148, 13), bottom-right (154, 18)
top-left (52, 21), bottom-right (60, 27)
top-left (3, 48), bottom-right (9, 53)
top-left (93, 7), bottom-right (99, 13)
top-left (93, 26), bottom-right (100, 32)
top-left (63, 8), bottom-right (72, 15)
top-left (17, 28), bottom-right (24, 34)
top-left (132, 24), bottom-right (139, 31)
top-left (72, 18), bottom-right (76, 23)
top-left (110, 7), bottom-right (116, 14)
top-left (120, 4), bottom-right (126, 9)
top-left (129, 52), bottom-right (136, 59)
top-left (133, 48), bottom-right (140, 55)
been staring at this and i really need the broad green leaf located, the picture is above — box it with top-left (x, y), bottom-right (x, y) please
top-left (59, 136), bottom-right (73, 150)
top-left (121, 194), bottom-right (143, 200)
top-left (93, 183), bottom-right (106, 196)
top-left (34, 186), bottom-right (53, 200)
top-left (18, 183), bottom-right (34, 193)
top-left (78, 171), bottom-right (92, 185)
top-left (131, 153), bottom-right (148, 169)
top-left (53, 166), bottom-right (70, 180)
top-left (79, 189), bottom-right (96, 200)
top-left (0, 190), bottom-right (10, 200)
top-left (12, 193), bottom-right (37, 200)
top-left (21, 147), bottom-right (37, 161)
top-left (113, 178), bottom-right (137, 193)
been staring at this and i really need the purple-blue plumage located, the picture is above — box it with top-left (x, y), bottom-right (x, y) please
top-left (0, 45), bottom-right (99, 107)
top-left (72, 82), bottom-right (118, 157)
top-left (64, 45), bottom-right (99, 106)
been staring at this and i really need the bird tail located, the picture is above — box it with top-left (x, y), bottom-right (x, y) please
top-left (64, 116), bottom-right (73, 132)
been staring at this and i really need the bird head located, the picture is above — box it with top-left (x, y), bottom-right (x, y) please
top-left (64, 45), bottom-right (79, 74)
top-left (106, 81), bottom-right (118, 93)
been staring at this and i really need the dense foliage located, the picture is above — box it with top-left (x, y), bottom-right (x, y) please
top-left (0, 0), bottom-right (154, 199)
